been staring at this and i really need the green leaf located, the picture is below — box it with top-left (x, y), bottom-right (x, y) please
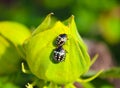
top-left (100, 67), bottom-right (120, 78)
top-left (81, 82), bottom-right (94, 88)
top-left (90, 78), bottom-right (114, 88)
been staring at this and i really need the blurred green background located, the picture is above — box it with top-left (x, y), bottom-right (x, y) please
top-left (0, 0), bottom-right (120, 88)
top-left (0, 0), bottom-right (119, 62)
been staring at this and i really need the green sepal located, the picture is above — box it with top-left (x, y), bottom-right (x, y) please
top-left (32, 13), bottom-right (56, 36)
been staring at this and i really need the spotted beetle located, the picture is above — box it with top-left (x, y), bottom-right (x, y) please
top-left (56, 34), bottom-right (67, 47)
top-left (53, 46), bottom-right (66, 63)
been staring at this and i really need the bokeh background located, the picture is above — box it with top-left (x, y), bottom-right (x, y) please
top-left (0, 0), bottom-right (119, 64)
top-left (0, 0), bottom-right (120, 88)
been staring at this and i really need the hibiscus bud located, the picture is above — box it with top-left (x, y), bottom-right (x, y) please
top-left (0, 21), bottom-right (31, 75)
top-left (24, 13), bottom-right (91, 85)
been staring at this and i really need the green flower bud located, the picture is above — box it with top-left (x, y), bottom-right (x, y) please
top-left (0, 21), bottom-right (31, 57)
top-left (0, 21), bottom-right (31, 75)
top-left (0, 21), bottom-right (31, 45)
top-left (0, 36), bottom-right (20, 75)
top-left (24, 14), bottom-right (91, 85)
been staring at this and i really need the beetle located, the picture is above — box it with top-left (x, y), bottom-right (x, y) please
top-left (53, 46), bottom-right (66, 63)
top-left (56, 34), bottom-right (67, 47)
